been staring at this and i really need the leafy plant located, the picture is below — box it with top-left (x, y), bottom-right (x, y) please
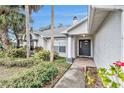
top-left (97, 64), bottom-right (124, 88)
top-left (0, 58), bottom-right (38, 67)
top-left (0, 51), bottom-right (5, 58)
top-left (33, 50), bottom-right (50, 61)
top-left (86, 71), bottom-right (95, 86)
top-left (6, 48), bottom-right (26, 58)
top-left (0, 62), bottom-right (58, 88)
top-left (34, 47), bottom-right (43, 53)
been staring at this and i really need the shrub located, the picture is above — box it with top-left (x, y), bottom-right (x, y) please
top-left (0, 63), bottom-right (58, 88)
top-left (33, 50), bottom-right (50, 61)
top-left (6, 48), bottom-right (26, 58)
top-left (0, 51), bottom-right (5, 58)
top-left (34, 47), bottom-right (43, 53)
top-left (33, 50), bottom-right (59, 61)
top-left (0, 58), bottom-right (38, 67)
top-left (97, 62), bottom-right (124, 88)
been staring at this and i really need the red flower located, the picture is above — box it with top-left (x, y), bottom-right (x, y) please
top-left (113, 61), bottom-right (124, 67)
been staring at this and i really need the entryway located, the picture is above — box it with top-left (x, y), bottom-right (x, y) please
top-left (54, 58), bottom-right (96, 88)
top-left (79, 39), bottom-right (91, 56)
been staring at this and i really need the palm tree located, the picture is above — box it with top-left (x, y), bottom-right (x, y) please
top-left (50, 5), bottom-right (55, 62)
top-left (10, 12), bottom-right (25, 48)
top-left (24, 5), bottom-right (42, 58)
top-left (25, 5), bottom-right (30, 58)
top-left (0, 6), bottom-right (18, 49)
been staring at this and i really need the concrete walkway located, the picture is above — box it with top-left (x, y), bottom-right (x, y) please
top-left (54, 58), bottom-right (96, 88)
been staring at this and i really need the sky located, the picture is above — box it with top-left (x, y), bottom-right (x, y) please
top-left (31, 5), bottom-right (88, 30)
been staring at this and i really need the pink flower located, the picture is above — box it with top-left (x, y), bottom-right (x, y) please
top-left (113, 61), bottom-right (124, 67)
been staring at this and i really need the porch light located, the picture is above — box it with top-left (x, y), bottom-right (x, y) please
top-left (82, 34), bottom-right (86, 37)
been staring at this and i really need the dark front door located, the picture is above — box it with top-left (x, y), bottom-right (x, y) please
top-left (79, 40), bottom-right (91, 56)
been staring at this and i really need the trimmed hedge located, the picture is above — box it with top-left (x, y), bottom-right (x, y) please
top-left (33, 50), bottom-right (59, 61)
top-left (6, 48), bottom-right (26, 58)
top-left (0, 58), bottom-right (38, 68)
top-left (33, 50), bottom-right (50, 61)
top-left (0, 63), bottom-right (58, 88)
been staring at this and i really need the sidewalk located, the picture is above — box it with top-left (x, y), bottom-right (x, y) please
top-left (54, 58), bottom-right (96, 88)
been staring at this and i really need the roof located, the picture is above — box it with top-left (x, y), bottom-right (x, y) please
top-left (33, 27), bottom-right (66, 38)
top-left (88, 5), bottom-right (122, 34)
top-left (62, 16), bottom-right (87, 34)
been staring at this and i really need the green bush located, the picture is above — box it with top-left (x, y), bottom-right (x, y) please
top-left (6, 48), bottom-right (26, 58)
top-left (0, 58), bottom-right (38, 67)
top-left (34, 47), bottom-right (43, 53)
top-left (0, 63), bottom-right (58, 88)
top-left (0, 51), bottom-right (5, 58)
top-left (33, 50), bottom-right (59, 61)
top-left (33, 50), bottom-right (50, 61)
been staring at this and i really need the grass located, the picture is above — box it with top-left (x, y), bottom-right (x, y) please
top-left (0, 57), bottom-right (71, 88)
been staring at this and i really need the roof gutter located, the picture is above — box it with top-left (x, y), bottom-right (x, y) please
top-left (92, 5), bottom-right (122, 11)
top-left (88, 6), bottom-right (95, 34)
top-left (88, 5), bottom-right (122, 34)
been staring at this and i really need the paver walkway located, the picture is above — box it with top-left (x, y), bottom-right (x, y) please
top-left (54, 58), bottom-right (96, 88)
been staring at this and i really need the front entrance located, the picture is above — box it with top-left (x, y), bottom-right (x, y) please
top-left (79, 39), bottom-right (91, 56)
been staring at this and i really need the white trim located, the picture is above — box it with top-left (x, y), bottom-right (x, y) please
top-left (67, 36), bottom-right (72, 58)
top-left (72, 36), bottom-right (76, 58)
top-left (88, 5), bottom-right (122, 34)
top-left (121, 10), bottom-right (124, 61)
top-left (62, 17), bottom-right (87, 34)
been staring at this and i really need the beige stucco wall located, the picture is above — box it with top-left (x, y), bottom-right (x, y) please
top-left (94, 11), bottom-right (121, 68)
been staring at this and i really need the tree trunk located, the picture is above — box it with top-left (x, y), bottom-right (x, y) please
top-left (15, 33), bottom-right (20, 48)
top-left (1, 28), bottom-right (9, 49)
top-left (50, 5), bottom-right (54, 62)
top-left (25, 5), bottom-right (31, 58)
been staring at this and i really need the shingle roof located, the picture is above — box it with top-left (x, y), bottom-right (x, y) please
top-left (40, 27), bottom-right (67, 38)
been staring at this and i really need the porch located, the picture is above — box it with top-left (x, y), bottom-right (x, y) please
top-left (66, 34), bottom-right (94, 63)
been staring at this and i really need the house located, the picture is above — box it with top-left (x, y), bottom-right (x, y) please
top-left (19, 27), bottom-right (68, 57)
top-left (64, 5), bottom-right (124, 68)
top-left (20, 5), bottom-right (124, 68)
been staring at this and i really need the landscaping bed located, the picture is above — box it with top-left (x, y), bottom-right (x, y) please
top-left (85, 66), bottom-right (103, 88)
top-left (0, 57), bottom-right (71, 88)
top-left (43, 58), bottom-right (71, 88)
top-left (0, 58), bottom-right (38, 68)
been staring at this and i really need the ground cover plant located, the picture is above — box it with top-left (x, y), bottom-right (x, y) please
top-left (0, 57), bottom-right (71, 88)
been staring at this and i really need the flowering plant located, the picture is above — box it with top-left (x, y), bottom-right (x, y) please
top-left (97, 61), bottom-right (124, 88)
top-left (113, 61), bottom-right (124, 67)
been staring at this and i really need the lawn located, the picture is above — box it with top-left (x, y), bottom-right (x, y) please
top-left (0, 57), bottom-right (71, 88)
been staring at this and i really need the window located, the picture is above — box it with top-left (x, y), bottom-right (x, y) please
top-left (59, 46), bottom-right (66, 53)
top-left (54, 46), bottom-right (66, 53)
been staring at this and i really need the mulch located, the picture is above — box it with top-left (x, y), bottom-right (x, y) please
top-left (85, 66), bottom-right (104, 88)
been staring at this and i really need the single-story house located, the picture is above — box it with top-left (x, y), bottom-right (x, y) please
top-left (64, 5), bottom-right (124, 68)
top-left (19, 27), bottom-right (68, 57)
top-left (20, 5), bottom-right (124, 68)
